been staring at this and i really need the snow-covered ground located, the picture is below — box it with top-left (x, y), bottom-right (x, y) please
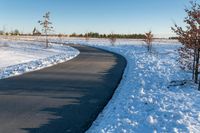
top-left (81, 42), bottom-right (200, 133)
top-left (52, 37), bottom-right (199, 133)
top-left (0, 39), bottom-right (79, 79)
top-left (1, 36), bottom-right (200, 132)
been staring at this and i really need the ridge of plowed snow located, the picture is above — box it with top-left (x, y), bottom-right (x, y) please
top-left (0, 40), bottom-right (79, 79)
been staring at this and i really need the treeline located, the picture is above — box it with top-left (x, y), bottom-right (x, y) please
top-left (70, 32), bottom-right (146, 39)
top-left (1, 29), bottom-right (177, 40)
top-left (0, 29), bottom-right (20, 36)
top-left (0, 30), bottom-right (146, 39)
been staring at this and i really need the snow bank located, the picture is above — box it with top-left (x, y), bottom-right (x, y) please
top-left (80, 43), bottom-right (200, 132)
top-left (0, 39), bottom-right (79, 79)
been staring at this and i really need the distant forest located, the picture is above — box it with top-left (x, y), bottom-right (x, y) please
top-left (0, 30), bottom-right (146, 39)
top-left (0, 29), bottom-right (177, 39)
top-left (69, 32), bottom-right (146, 39)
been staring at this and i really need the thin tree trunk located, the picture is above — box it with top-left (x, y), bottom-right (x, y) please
top-left (197, 40), bottom-right (200, 91)
top-left (198, 77), bottom-right (200, 90)
top-left (194, 49), bottom-right (200, 83)
top-left (45, 31), bottom-right (48, 48)
top-left (193, 48), bottom-right (197, 80)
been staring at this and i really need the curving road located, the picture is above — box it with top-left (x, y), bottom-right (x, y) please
top-left (0, 44), bottom-right (126, 133)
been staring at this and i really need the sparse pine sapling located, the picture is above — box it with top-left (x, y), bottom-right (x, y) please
top-left (38, 12), bottom-right (53, 48)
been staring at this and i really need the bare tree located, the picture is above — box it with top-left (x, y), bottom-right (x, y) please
top-left (38, 12), bottom-right (53, 48)
top-left (85, 32), bottom-right (90, 42)
top-left (144, 31), bottom-right (154, 52)
top-left (172, 1), bottom-right (200, 88)
top-left (109, 32), bottom-right (117, 46)
top-left (58, 33), bottom-right (63, 43)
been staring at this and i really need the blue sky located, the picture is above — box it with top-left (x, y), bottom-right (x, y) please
top-left (0, 0), bottom-right (195, 37)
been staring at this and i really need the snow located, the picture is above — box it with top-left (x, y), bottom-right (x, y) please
top-left (0, 39), bottom-right (79, 79)
top-left (83, 43), bottom-right (200, 133)
top-left (1, 36), bottom-right (200, 132)
top-left (47, 37), bottom-right (200, 133)
top-left (2, 35), bottom-right (179, 45)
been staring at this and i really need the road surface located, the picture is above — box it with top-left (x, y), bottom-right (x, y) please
top-left (0, 44), bottom-right (126, 133)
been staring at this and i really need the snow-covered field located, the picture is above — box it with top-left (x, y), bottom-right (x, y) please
top-left (0, 39), bottom-right (79, 79)
top-left (1, 36), bottom-right (200, 132)
top-left (51, 37), bottom-right (199, 133)
top-left (79, 42), bottom-right (200, 133)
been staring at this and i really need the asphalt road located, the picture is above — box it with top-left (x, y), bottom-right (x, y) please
top-left (0, 44), bottom-right (126, 133)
